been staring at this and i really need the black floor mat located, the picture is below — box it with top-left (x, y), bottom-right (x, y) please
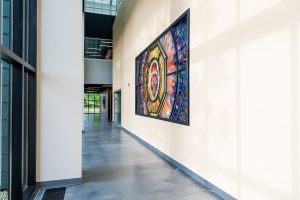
top-left (42, 187), bottom-right (66, 200)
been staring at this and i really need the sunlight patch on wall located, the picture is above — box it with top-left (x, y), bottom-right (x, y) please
top-left (206, 49), bottom-right (238, 171)
top-left (190, 60), bottom-right (205, 125)
top-left (190, 1), bottom-right (206, 47)
top-left (240, 29), bottom-right (292, 194)
top-left (207, 0), bottom-right (236, 39)
top-left (240, 0), bottom-right (284, 21)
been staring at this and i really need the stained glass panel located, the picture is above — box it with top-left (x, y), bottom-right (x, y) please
top-left (135, 10), bottom-right (189, 125)
top-left (159, 31), bottom-right (177, 74)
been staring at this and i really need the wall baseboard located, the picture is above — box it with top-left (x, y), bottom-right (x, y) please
top-left (121, 127), bottom-right (236, 200)
top-left (36, 178), bottom-right (81, 188)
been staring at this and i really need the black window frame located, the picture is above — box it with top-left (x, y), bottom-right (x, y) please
top-left (0, 0), bottom-right (37, 199)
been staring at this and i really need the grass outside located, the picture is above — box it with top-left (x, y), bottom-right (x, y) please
top-left (84, 106), bottom-right (100, 114)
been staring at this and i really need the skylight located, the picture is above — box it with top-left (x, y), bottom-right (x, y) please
top-left (84, 0), bottom-right (122, 16)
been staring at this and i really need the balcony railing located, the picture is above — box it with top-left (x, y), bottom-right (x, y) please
top-left (84, 0), bottom-right (122, 16)
top-left (84, 37), bottom-right (113, 60)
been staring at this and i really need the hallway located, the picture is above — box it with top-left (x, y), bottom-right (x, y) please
top-left (63, 114), bottom-right (221, 200)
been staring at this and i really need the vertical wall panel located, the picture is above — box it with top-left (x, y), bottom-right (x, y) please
top-left (37, 0), bottom-right (83, 182)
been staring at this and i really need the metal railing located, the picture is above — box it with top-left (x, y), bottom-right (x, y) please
top-left (84, 37), bottom-right (113, 59)
top-left (84, 0), bottom-right (122, 16)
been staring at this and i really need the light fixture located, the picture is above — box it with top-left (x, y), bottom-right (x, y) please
top-left (89, 55), bottom-right (101, 57)
top-left (100, 44), bottom-right (113, 47)
top-left (87, 48), bottom-right (102, 50)
top-left (101, 41), bottom-right (113, 44)
top-left (86, 51), bottom-right (99, 54)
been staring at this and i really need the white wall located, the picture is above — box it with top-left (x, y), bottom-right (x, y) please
top-left (37, 0), bottom-right (83, 182)
top-left (113, 0), bottom-right (300, 199)
top-left (84, 59), bottom-right (112, 84)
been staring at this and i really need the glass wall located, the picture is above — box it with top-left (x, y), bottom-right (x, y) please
top-left (84, 92), bottom-right (101, 114)
top-left (0, 60), bottom-right (10, 200)
top-left (0, 0), bottom-right (37, 199)
top-left (1, 0), bottom-right (11, 48)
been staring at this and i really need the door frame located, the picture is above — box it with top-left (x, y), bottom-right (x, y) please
top-left (114, 90), bottom-right (121, 126)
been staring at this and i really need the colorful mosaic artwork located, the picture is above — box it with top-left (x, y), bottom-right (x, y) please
top-left (135, 11), bottom-right (189, 125)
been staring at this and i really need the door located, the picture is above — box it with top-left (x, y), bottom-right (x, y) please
top-left (114, 90), bottom-right (121, 126)
top-left (107, 88), bottom-right (112, 121)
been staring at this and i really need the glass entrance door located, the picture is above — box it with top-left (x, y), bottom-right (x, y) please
top-left (84, 92), bottom-right (101, 114)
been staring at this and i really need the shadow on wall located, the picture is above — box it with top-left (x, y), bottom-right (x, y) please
top-left (186, 0), bottom-right (299, 199)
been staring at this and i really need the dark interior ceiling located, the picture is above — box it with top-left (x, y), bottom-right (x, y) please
top-left (85, 13), bottom-right (115, 39)
top-left (84, 84), bottom-right (112, 93)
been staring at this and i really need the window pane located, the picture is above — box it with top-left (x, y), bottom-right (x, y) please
top-left (94, 93), bottom-right (100, 101)
top-left (0, 60), bottom-right (10, 200)
top-left (2, 0), bottom-right (11, 49)
top-left (84, 104), bottom-right (89, 113)
top-left (88, 101), bottom-right (95, 113)
top-left (84, 93), bottom-right (89, 101)
top-left (28, 0), bottom-right (37, 67)
top-left (94, 100), bottom-right (100, 113)
top-left (88, 93), bottom-right (95, 101)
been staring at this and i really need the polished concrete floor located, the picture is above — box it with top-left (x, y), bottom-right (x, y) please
top-left (36, 114), bottom-right (222, 200)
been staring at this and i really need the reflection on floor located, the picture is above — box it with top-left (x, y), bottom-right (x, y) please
top-left (37, 114), bottom-right (222, 200)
